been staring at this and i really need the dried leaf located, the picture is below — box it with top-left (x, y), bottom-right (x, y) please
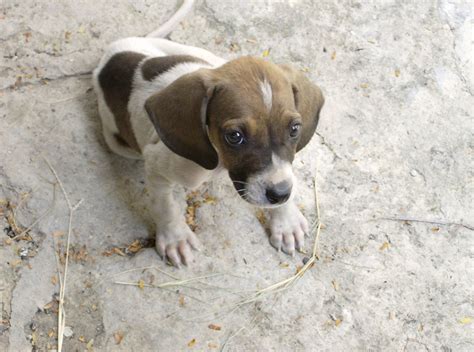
top-left (431, 227), bottom-right (440, 233)
top-left (86, 338), bottom-right (94, 351)
top-left (51, 275), bottom-right (58, 285)
top-left (460, 317), bottom-right (472, 324)
top-left (23, 32), bottom-right (32, 42)
top-left (114, 331), bottom-right (124, 344)
top-left (138, 280), bottom-right (145, 290)
top-left (394, 69), bottom-right (400, 77)
top-left (127, 239), bottom-right (142, 253)
top-left (256, 209), bottom-right (266, 225)
top-left (208, 324), bottom-right (221, 331)
top-left (203, 195), bottom-right (217, 205)
top-left (78, 335), bottom-right (86, 342)
top-left (52, 230), bottom-right (65, 237)
top-left (262, 48), bottom-right (270, 57)
top-left (379, 242), bottom-right (390, 251)
top-left (331, 280), bottom-right (339, 291)
top-left (331, 51), bottom-right (336, 60)
top-left (179, 295), bottom-right (185, 307)
top-left (187, 338), bottom-right (196, 347)
top-left (10, 259), bottom-right (22, 268)
top-left (335, 318), bottom-right (342, 326)
top-left (280, 262), bottom-right (289, 268)
top-left (208, 342), bottom-right (219, 349)
top-left (360, 83), bottom-right (369, 89)
top-left (112, 247), bottom-right (126, 257)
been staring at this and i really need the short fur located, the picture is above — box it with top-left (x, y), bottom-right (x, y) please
top-left (93, 36), bottom-right (324, 267)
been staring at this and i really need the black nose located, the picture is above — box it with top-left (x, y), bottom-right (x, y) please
top-left (265, 182), bottom-right (292, 204)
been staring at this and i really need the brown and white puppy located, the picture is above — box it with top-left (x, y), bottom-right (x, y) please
top-left (93, 36), bottom-right (324, 267)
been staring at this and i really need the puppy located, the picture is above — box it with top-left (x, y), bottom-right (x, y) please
top-left (93, 2), bottom-right (324, 267)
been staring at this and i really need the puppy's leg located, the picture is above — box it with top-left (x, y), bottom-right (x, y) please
top-left (267, 200), bottom-right (309, 255)
top-left (145, 173), bottom-right (200, 267)
top-left (144, 143), bottom-right (211, 267)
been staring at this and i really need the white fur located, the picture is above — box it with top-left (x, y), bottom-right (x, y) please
top-left (260, 79), bottom-right (273, 112)
top-left (245, 153), bottom-right (295, 206)
top-left (268, 200), bottom-right (309, 255)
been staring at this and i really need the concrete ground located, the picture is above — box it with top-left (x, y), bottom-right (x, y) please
top-left (1, 0), bottom-right (473, 351)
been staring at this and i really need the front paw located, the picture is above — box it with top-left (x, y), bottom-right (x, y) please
top-left (156, 222), bottom-right (201, 268)
top-left (268, 202), bottom-right (309, 255)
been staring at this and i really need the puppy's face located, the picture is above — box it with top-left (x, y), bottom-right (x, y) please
top-left (206, 60), bottom-right (301, 207)
top-left (146, 57), bottom-right (324, 208)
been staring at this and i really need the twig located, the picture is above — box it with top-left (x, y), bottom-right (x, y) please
top-left (114, 273), bottom-right (223, 289)
top-left (12, 184), bottom-right (57, 240)
top-left (378, 217), bottom-right (473, 231)
top-left (42, 156), bottom-right (83, 352)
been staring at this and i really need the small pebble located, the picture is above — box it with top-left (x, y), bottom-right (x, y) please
top-left (63, 326), bottom-right (73, 338)
top-left (19, 247), bottom-right (29, 258)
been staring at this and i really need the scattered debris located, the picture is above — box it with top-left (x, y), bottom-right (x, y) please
top-left (187, 338), bottom-right (196, 347)
top-left (229, 42), bottom-right (240, 52)
top-left (208, 324), bottom-right (221, 331)
top-left (255, 209), bottom-right (266, 226)
top-left (86, 338), bottom-right (94, 351)
top-left (379, 242), bottom-right (390, 251)
top-left (114, 331), bottom-right (124, 344)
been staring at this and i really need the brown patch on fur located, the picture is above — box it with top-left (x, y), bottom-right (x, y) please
top-left (206, 57), bottom-right (310, 180)
top-left (141, 55), bottom-right (208, 81)
top-left (144, 56), bottom-right (323, 178)
top-left (98, 51), bottom-right (146, 152)
top-left (145, 69), bottom-right (219, 170)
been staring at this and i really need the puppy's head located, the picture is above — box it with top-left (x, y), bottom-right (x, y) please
top-left (145, 57), bottom-right (324, 207)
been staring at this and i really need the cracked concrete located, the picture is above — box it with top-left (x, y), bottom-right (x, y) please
top-left (1, 0), bottom-right (473, 351)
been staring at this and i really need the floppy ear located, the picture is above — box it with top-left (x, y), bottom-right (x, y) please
top-left (279, 64), bottom-right (325, 152)
top-left (144, 70), bottom-right (218, 170)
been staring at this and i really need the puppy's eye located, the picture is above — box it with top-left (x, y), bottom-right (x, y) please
top-left (225, 130), bottom-right (245, 146)
top-left (289, 123), bottom-right (302, 138)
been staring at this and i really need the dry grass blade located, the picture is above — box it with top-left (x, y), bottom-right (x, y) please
top-left (114, 273), bottom-right (224, 289)
top-left (12, 184), bottom-right (57, 240)
top-left (42, 156), bottom-right (83, 352)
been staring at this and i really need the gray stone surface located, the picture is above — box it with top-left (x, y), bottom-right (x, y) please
top-left (1, 0), bottom-right (473, 351)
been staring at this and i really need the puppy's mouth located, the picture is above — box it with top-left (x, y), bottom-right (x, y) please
top-left (231, 180), bottom-right (292, 208)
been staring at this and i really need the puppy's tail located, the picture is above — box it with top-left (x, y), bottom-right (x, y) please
top-left (146, 0), bottom-right (195, 38)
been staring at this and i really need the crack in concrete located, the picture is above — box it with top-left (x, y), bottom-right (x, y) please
top-left (438, 2), bottom-right (473, 96)
top-left (315, 131), bottom-right (342, 161)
